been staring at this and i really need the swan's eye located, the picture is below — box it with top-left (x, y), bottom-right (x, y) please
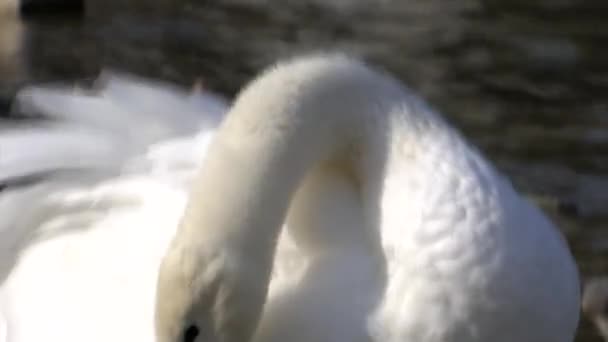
top-left (183, 324), bottom-right (200, 342)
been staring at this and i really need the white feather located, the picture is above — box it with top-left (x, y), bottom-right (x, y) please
top-left (0, 56), bottom-right (580, 342)
top-left (0, 72), bottom-right (222, 342)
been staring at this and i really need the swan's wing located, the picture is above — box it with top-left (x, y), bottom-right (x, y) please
top-left (0, 73), bottom-right (225, 342)
top-left (0, 124), bottom-right (126, 182)
top-left (372, 129), bottom-right (580, 342)
top-left (2, 72), bottom-right (224, 182)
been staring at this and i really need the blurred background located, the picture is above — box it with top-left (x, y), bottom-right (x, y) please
top-left (1, 0), bottom-right (607, 340)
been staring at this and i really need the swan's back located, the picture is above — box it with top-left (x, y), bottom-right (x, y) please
top-left (0, 73), bottom-right (224, 342)
top-left (322, 61), bottom-right (582, 341)
top-left (375, 122), bottom-right (579, 341)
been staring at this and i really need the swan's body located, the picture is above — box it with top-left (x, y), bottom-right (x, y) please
top-left (0, 55), bottom-right (579, 342)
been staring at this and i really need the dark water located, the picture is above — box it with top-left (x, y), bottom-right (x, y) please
top-left (1, 1), bottom-right (607, 340)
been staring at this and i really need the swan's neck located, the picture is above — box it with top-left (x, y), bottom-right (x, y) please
top-left (174, 55), bottom-right (446, 341)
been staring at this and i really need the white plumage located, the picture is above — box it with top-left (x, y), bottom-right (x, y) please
top-left (0, 73), bottom-right (223, 342)
top-left (0, 55), bottom-right (580, 342)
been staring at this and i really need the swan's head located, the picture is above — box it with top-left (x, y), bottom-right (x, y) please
top-left (154, 237), bottom-right (270, 342)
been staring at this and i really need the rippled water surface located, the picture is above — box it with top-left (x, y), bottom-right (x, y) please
top-left (0, 1), bottom-right (607, 340)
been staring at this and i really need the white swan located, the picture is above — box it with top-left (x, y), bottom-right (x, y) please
top-left (0, 54), bottom-right (579, 342)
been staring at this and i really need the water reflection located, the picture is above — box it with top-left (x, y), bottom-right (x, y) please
top-left (0, 1), bottom-right (608, 340)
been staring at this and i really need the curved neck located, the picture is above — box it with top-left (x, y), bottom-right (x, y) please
top-left (175, 55), bottom-right (444, 341)
top-left (181, 55), bottom-right (414, 250)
